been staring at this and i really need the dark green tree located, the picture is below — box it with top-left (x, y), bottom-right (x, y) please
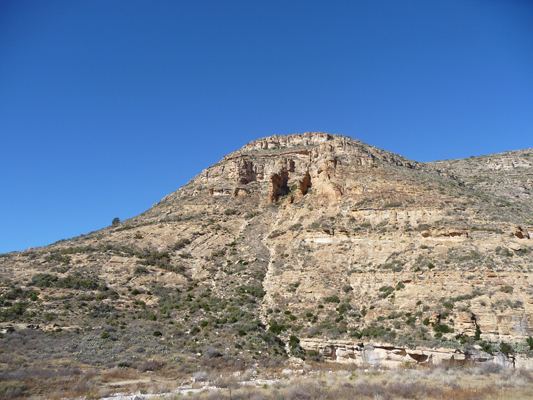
top-left (112, 217), bottom-right (120, 225)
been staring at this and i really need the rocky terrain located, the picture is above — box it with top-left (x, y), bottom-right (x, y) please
top-left (1, 132), bottom-right (533, 384)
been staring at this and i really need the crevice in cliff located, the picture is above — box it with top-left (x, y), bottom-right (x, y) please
top-left (268, 171), bottom-right (290, 203)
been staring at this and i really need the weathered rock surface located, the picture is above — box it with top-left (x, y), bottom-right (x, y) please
top-left (300, 338), bottom-right (523, 369)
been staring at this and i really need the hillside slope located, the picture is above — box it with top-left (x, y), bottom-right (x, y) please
top-left (1, 132), bottom-right (532, 370)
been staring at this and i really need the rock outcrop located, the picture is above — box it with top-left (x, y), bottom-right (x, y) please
top-left (2, 132), bottom-right (533, 370)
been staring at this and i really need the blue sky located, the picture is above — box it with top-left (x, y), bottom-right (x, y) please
top-left (1, 0), bottom-right (532, 253)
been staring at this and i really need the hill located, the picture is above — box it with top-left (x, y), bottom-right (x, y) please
top-left (1, 132), bottom-right (533, 377)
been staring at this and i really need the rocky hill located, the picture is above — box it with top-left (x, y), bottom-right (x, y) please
top-left (1, 132), bottom-right (533, 371)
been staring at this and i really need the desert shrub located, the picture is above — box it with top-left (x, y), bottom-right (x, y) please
top-left (385, 202), bottom-right (402, 208)
top-left (443, 301), bottom-right (454, 309)
top-left (0, 381), bottom-right (27, 398)
top-left (378, 286), bottom-right (395, 298)
top-left (337, 303), bottom-right (352, 315)
top-left (500, 285), bottom-right (513, 294)
top-left (235, 285), bottom-right (265, 298)
top-left (88, 303), bottom-right (117, 318)
top-left (137, 250), bottom-right (171, 268)
top-left (500, 342), bottom-right (513, 357)
top-left (0, 302), bottom-right (28, 321)
top-left (138, 360), bottom-right (160, 372)
top-left (479, 362), bottom-right (502, 373)
top-left (342, 285), bottom-right (353, 293)
top-left (324, 295), bottom-right (340, 303)
top-left (268, 320), bottom-right (286, 334)
top-left (433, 323), bottom-right (454, 334)
top-left (57, 245), bottom-right (96, 255)
top-left (268, 230), bottom-right (284, 239)
top-left (527, 337), bottom-right (533, 351)
top-left (30, 274), bottom-right (58, 287)
top-left (3, 287), bottom-right (38, 300)
top-left (224, 209), bottom-right (237, 215)
top-left (481, 340), bottom-right (493, 354)
top-left (289, 223), bottom-right (302, 231)
top-left (361, 325), bottom-right (387, 338)
top-left (211, 249), bottom-right (226, 258)
top-left (289, 335), bottom-right (305, 358)
top-left (58, 274), bottom-right (100, 290)
top-left (134, 266), bottom-right (149, 275)
top-left (173, 238), bottom-right (191, 250)
top-left (205, 347), bottom-right (222, 359)
top-left (45, 252), bottom-right (71, 264)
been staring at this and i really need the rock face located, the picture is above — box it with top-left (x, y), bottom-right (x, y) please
top-left (299, 338), bottom-right (516, 369)
top-left (2, 132), bottom-right (533, 369)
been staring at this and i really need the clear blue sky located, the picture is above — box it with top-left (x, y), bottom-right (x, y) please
top-left (1, 0), bottom-right (532, 253)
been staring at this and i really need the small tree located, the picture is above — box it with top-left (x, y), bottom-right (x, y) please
top-left (112, 217), bottom-right (120, 225)
top-left (474, 324), bottom-right (482, 341)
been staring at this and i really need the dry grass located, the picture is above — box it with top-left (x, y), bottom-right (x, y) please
top-left (1, 362), bottom-right (533, 399)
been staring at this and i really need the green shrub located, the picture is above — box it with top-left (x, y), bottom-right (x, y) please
top-left (481, 340), bottom-right (493, 354)
top-left (173, 238), bottom-right (191, 250)
top-left (443, 301), bottom-right (454, 309)
top-left (153, 331), bottom-right (163, 337)
top-left (0, 302), bottom-right (28, 322)
top-left (44, 313), bottom-right (56, 322)
top-left (58, 274), bottom-right (100, 290)
top-left (432, 323), bottom-right (454, 334)
top-left (45, 253), bottom-right (71, 265)
top-left (138, 251), bottom-right (172, 268)
top-left (337, 303), bottom-right (352, 314)
top-left (378, 286), bottom-right (395, 299)
top-left (361, 325), bottom-right (387, 338)
top-left (324, 295), bottom-right (340, 303)
top-left (474, 324), bottom-right (481, 341)
top-left (101, 331), bottom-right (110, 339)
top-left (30, 274), bottom-right (58, 287)
top-left (500, 285), bottom-right (513, 294)
top-left (500, 342), bottom-right (513, 357)
top-left (268, 320), bottom-right (286, 334)
top-left (236, 285), bottom-right (265, 298)
top-left (134, 266), bottom-right (149, 275)
top-left (342, 285), bottom-right (353, 293)
top-left (384, 202), bottom-right (402, 208)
